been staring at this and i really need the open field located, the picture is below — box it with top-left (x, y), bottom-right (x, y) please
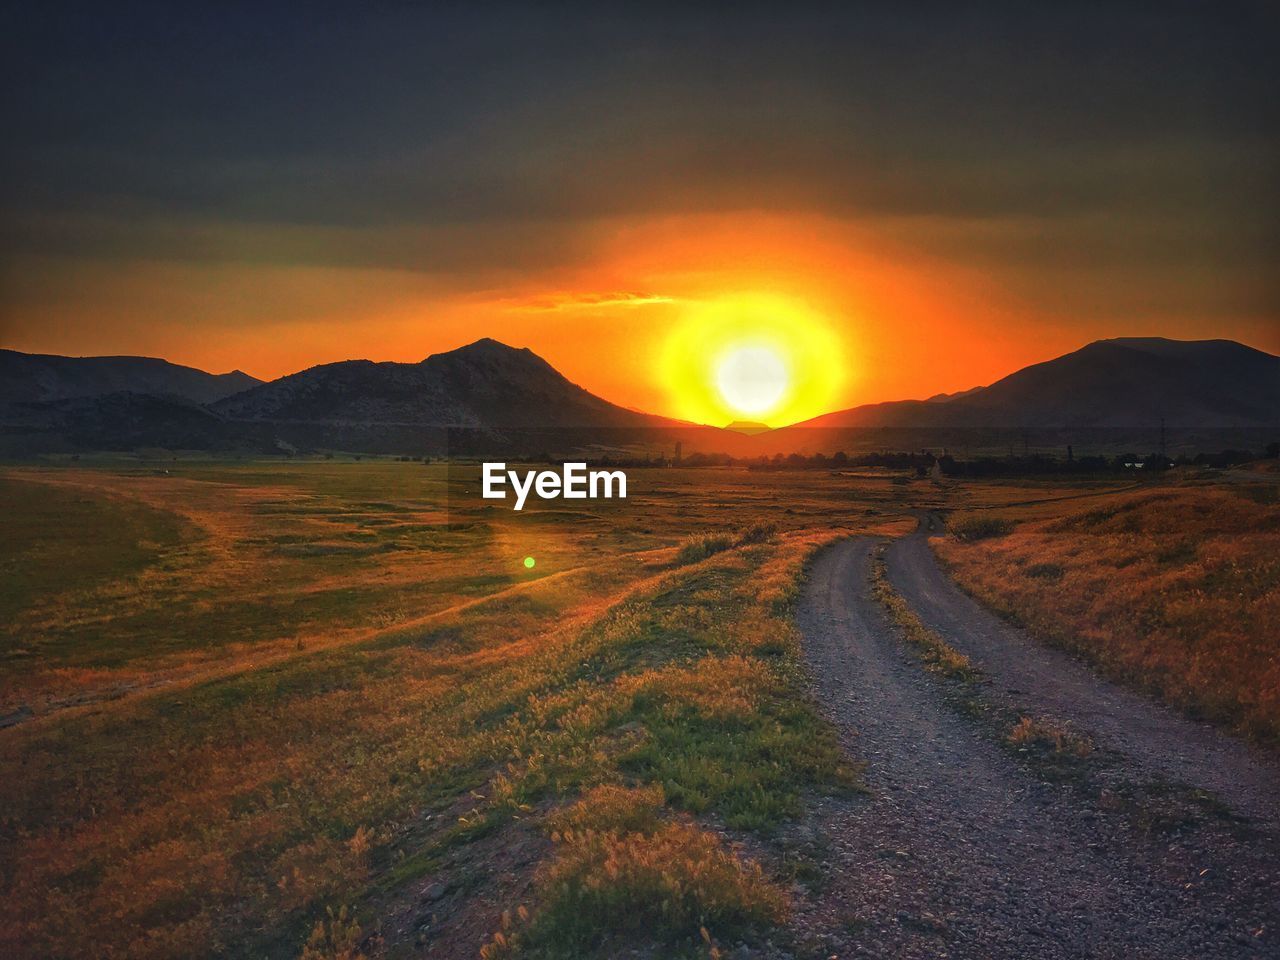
top-left (1, 460), bottom-right (1275, 958)
top-left (935, 477), bottom-right (1280, 742)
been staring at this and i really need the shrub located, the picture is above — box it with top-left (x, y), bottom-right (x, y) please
top-left (674, 524), bottom-right (779, 566)
top-left (1007, 716), bottom-right (1093, 759)
top-left (545, 783), bottom-right (666, 837)
top-left (518, 822), bottom-right (786, 954)
top-left (299, 905), bottom-right (367, 960)
top-left (1025, 562), bottom-right (1064, 580)
top-left (675, 533), bottom-right (734, 566)
top-left (948, 514), bottom-right (1014, 542)
top-left (735, 522), bottom-right (778, 546)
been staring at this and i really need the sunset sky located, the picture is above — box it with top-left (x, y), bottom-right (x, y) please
top-left (2, 3), bottom-right (1277, 424)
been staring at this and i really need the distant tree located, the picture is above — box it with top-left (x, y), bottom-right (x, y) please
top-left (1266, 441), bottom-right (1280, 459)
top-left (832, 450), bottom-right (848, 464)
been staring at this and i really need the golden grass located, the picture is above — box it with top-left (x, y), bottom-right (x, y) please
top-left (936, 485), bottom-right (1280, 741)
top-left (0, 462), bottom-right (1178, 957)
top-left (522, 822), bottom-right (784, 949)
top-left (1007, 716), bottom-right (1094, 759)
top-left (0, 463), bottom-right (880, 959)
top-left (869, 548), bottom-right (976, 680)
top-left (484, 783), bottom-right (785, 958)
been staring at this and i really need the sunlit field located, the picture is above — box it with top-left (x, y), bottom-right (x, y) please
top-left (1, 460), bottom-right (1269, 958)
top-left (936, 477), bottom-right (1280, 742)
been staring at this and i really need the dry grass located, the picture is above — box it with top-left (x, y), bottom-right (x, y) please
top-left (0, 463), bottom-right (875, 959)
top-left (2, 462), bottom-right (1202, 958)
top-left (947, 513), bottom-right (1015, 542)
top-left (487, 784), bottom-right (785, 957)
top-left (869, 549), bottom-right (976, 680)
top-left (1007, 716), bottom-right (1094, 759)
top-left (936, 485), bottom-right (1280, 742)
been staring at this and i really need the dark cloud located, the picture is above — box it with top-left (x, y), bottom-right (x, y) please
top-left (1, 2), bottom-right (1277, 324)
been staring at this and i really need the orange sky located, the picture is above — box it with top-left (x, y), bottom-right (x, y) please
top-left (5, 8), bottom-right (1278, 426)
top-left (4, 211), bottom-right (1276, 426)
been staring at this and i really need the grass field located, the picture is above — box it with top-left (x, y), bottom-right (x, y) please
top-left (1, 459), bottom-right (1270, 958)
top-left (935, 477), bottom-right (1280, 742)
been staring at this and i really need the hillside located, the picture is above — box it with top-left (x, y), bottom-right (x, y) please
top-left (213, 338), bottom-right (674, 429)
top-left (0, 350), bottom-right (261, 406)
top-left (3, 336), bottom-right (1274, 456)
top-left (793, 338), bottom-right (1280, 430)
top-left (0, 339), bottom-right (732, 456)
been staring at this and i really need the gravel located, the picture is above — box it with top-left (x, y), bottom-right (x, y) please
top-left (787, 535), bottom-right (1279, 960)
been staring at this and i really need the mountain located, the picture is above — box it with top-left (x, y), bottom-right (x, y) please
top-left (209, 338), bottom-right (733, 456)
top-left (4, 336), bottom-right (1273, 457)
top-left (792, 338), bottom-right (1280, 431)
top-left (0, 349), bottom-right (262, 406)
top-left (1, 338), bottom-right (724, 456)
top-left (212, 338), bottom-right (674, 429)
top-left (725, 420), bottom-right (772, 435)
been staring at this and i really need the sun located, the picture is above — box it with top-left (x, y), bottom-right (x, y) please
top-left (715, 344), bottom-right (789, 417)
top-left (658, 292), bottom-right (847, 427)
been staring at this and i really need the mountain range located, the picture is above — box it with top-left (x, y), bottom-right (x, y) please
top-left (0, 349), bottom-right (261, 406)
top-left (212, 338), bottom-right (675, 429)
top-left (794, 338), bottom-right (1279, 431)
top-left (0, 336), bottom-right (1275, 456)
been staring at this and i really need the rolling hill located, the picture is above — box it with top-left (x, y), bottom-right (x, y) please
top-left (0, 350), bottom-right (261, 406)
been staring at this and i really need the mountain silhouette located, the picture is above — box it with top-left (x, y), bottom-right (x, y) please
top-left (213, 338), bottom-right (676, 429)
top-left (1, 336), bottom-right (1274, 456)
top-left (0, 349), bottom-right (261, 406)
top-left (793, 338), bottom-right (1279, 430)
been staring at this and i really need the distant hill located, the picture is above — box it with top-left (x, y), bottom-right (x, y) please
top-left (0, 349), bottom-right (262, 405)
top-left (3, 336), bottom-right (1274, 457)
top-left (213, 338), bottom-right (675, 430)
top-left (792, 338), bottom-right (1280, 431)
top-left (0, 339), bottom-right (733, 456)
top-left (725, 420), bottom-right (772, 435)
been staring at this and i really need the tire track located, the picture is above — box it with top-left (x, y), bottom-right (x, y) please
top-left (794, 537), bottom-right (1278, 959)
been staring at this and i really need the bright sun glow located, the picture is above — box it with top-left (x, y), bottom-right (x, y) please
top-left (658, 292), bottom-right (847, 427)
top-left (715, 345), bottom-right (788, 416)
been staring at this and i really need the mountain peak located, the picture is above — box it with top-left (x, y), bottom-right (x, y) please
top-left (438, 338), bottom-right (531, 360)
top-left (791, 337), bottom-right (1279, 431)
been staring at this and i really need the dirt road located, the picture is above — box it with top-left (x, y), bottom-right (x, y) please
top-left (888, 516), bottom-right (1280, 826)
top-left (793, 534), bottom-right (1279, 959)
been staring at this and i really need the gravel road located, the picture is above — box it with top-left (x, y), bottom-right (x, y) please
top-left (792, 535), bottom-right (1279, 959)
top-left (888, 515), bottom-right (1280, 828)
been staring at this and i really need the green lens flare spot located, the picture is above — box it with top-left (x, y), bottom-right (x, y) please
top-left (523, 556), bottom-right (536, 569)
